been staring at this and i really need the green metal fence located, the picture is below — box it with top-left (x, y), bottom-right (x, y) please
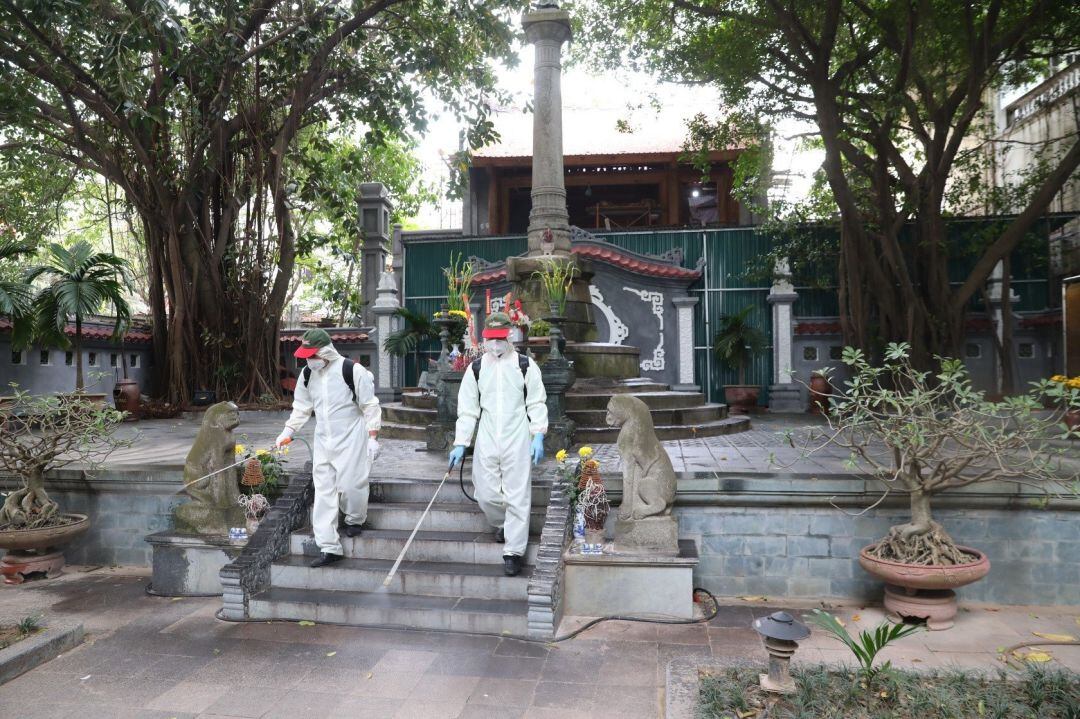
top-left (399, 221), bottom-right (1054, 399)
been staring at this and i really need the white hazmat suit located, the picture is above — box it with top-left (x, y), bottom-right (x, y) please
top-left (279, 344), bottom-right (381, 556)
top-left (454, 349), bottom-right (548, 557)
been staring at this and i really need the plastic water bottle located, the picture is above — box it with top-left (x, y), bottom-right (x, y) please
top-left (573, 507), bottom-right (585, 540)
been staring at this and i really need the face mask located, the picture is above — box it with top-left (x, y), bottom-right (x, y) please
top-left (306, 358), bottom-right (327, 371)
top-left (484, 339), bottom-right (509, 357)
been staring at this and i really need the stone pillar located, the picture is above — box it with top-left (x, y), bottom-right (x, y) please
top-left (523, 2), bottom-right (572, 255)
top-left (358, 183), bottom-right (392, 327)
top-left (767, 262), bottom-right (801, 412)
top-left (372, 271), bottom-right (401, 403)
top-left (672, 296), bottom-right (699, 392)
top-left (391, 223), bottom-right (404, 298)
top-left (987, 260), bottom-right (1020, 395)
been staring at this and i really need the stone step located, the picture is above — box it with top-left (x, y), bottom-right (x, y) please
top-left (378, 421), bottom-right (427, 441)
top-left (574, 415), bottom-right (751, 443)
top-left (372, 477), bottom-right (552, 506)
top-left (382, 404), bottom-right (436, 424)
top-left (403, 392), bottom-right (436, 410)
top-left (270, 555), bottom-right (531, 600)
top-left (565, 391), bottom-right (707, 411)
top-left (569, 379), bottom-right (670, 394)
top-left (364, 502), bottom-right (547, 534)
top-left (566, 403), bottom-right (728, 426)
top-left (248, 586), bottom-right (529, 635)
top-left (290, 529), bottom-right (541, 565)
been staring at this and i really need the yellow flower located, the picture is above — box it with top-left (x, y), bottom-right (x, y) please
top-left (449, 309), bottom-right (468, 319)
top-left (555, 449), bottom-right (568, 462)
top-left (234, 444), bottom-right (246, 455)
top-left (1051, 375), bottom-right (1066, 383)
top-left (255, 449), bottom-right (269, 457)
top-left (578, 446), bottom-right (593, 458)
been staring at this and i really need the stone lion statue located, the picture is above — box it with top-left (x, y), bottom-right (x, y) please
top-left (173, 401), bottom-right (246, 536)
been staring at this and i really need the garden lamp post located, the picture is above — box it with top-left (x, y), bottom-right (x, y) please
top-left (752, 611), bottom-right (810, 694)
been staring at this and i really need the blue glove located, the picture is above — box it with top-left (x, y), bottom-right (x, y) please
top-left (448, 445), bottom-right (466, 469)
top-left (531, 434), bottom-right (545, 466)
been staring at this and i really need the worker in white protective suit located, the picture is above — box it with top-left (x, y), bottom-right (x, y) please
top-left (276, 328), bottom-right (381, 568)
top-left (449, 312), bottom-right (547, 576)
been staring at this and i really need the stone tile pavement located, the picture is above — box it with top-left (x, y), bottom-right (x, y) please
top-left (2, 567), bottom-right (1078, 718)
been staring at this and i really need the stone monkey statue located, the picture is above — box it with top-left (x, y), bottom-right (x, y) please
top-left (606, 395), bottom-right (677, 520)
top-left (173, 401), bottom-right (246, 535)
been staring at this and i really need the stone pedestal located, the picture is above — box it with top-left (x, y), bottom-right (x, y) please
top-left (426, 370), bottom-right (464, 452)
top-left (614, 515), bottom-right (679, 556)
top-left (508, 256), bottom-right (597, 343)
top-left (146, 532), bottom-right (243, 596)
top-left (563, 539), bottom-right (699, 618)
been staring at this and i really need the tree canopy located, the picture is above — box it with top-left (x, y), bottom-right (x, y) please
top-left (578, 0), bottom-right (1080, 362)
top-left (0, 0), bottom-right (527, 402)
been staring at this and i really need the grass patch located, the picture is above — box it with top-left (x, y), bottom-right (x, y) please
top-left (699, 664), bottom-right (1080, 719)
top-left (0, 614), bottom-right (42, 651)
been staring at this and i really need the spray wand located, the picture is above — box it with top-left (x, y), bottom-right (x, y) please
top-left (381, 468), bottom-right (452, 587)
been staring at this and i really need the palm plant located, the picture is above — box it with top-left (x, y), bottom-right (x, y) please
top-left (383, 307), bottom-right (440, 386)
top-left (26, 241), bottom-right (133, 391)
top-left (712, 306), bottom-right (767, 385)
top-left (0, 238), bottom-right (35, 320)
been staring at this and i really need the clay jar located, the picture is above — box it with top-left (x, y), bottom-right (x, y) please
top-left (112, 378), bottom-right (141, 420)
top-left (808, 374), bottom-right (830, 414)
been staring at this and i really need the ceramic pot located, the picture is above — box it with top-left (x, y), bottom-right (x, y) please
top-left (723, 385), bottom-right (760, 414)
top-left (808, 374), bottom-right (830, 414)
top-left (245, 517), bottom-right (261, 536)
top-left (858, 545), bottom-right (990, 591)
top-left (0, 514), bottom-right (90, 552)
top-left (112, 378), bottom-right (141, 420)
top-left (1064, 408), bottom-right (1080, 435)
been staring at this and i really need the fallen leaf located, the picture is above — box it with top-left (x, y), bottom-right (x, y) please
top-left (910, 658), bottom-right (922, 663)
top-left (326, 651), bottom-right (337, 657)
top-left (984, 607), bottom-right (1000, 612)
top-left (879, 690), bottom-right (888, 698)
top-left (298, 620), bottom-right (315, 626)
top-left (735, 710), bottom-right (759, 719)
top-left (170, 597), bottom-right (183, 602)
top-left (738, 595), bottom-right (768, 602)
top-left (1012, 649), bottom-right (1053, 663)
top-left (978, 699), bottom-right (985, 716)
top-left (80, 675), bottom-right (92, 681)
top-left (1033, 632), bottom-right (1076, 642)
top-left (852, 614), bottom-right (862, 622)
top-left (212, 648), bottom-right (221, 655)
top-left (365, 672), bottom-right (373, 679)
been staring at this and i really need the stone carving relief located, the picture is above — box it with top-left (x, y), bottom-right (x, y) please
top-left (624, 287), bottom-right (665, 371)
top-left (588, 284), bottom-right (629, 345)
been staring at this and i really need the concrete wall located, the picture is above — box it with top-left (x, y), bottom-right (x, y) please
top-left (0, 338), bottom-right (154, 398)
top-left (659, 475), bottom-right (1080, 607)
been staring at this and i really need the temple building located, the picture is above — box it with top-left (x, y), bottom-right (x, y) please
top-left (460, 107), bottom-right (752, 236)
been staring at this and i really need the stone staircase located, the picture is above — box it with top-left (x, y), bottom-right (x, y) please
top-left (244, 474), bottom-right (550, 635)
top-left (380, 378), bottom-right (750, 443)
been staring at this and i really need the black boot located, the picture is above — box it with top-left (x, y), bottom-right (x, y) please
top-left (494, 527), bottom-right (505, 543)
top-left (310, 552), bottom-right (343, 568)
top-left (342, 523), bottom-right (363, 538)
top-left (503, 554), bottom-right (523, 577)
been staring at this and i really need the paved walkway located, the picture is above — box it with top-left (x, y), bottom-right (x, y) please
top-left (1, 567), bottom-right (1078, 718)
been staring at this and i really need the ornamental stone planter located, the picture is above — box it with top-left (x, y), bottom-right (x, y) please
top-left (723, 385), bottom-right (760, 414)
top-left (858, 544), bottom-right (990, 630)
top-left (0, 513), bottom-right (90, 585)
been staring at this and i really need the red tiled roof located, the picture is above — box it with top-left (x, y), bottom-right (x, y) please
top-left (472, 244), bottom-right (702, 286)
top-left (794, 320), bottom-right (842, 335)
top-left (1019, 312), bottom-right (1061, 328)
top-left (0, 317), bottom-right (152, 343)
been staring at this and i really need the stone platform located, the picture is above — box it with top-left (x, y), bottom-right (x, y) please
top-left (564, 539), bottom-right (700, 619)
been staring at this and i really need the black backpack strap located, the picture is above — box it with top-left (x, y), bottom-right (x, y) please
top-left (341, 358), bottom-right (357, 403)
top-left (302, 366), bottom-right (311, 387)
top-left (471, 356), bottom-right (482, 382)
top-left (519, 354), bottom-right (529, 401)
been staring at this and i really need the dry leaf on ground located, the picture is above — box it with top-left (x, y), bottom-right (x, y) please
top-left (738, 595), bottom-right (768, 602)
top-left (1032, 632), bottom-right (1076, 642)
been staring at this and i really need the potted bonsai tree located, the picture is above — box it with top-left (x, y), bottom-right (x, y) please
top-left (796, 343), bottom-right (1080, 629)
top-left (712, 306), bottom-right (767, 413)
top-left (0, 388), bottom-right (130, 583)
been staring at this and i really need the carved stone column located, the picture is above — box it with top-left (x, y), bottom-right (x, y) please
top-left (372, 271), bottom-right (401, 403)
top-left (358, 183), bottom-right (392, 327)
top-left (767, 261), bottom-right (802, 412)
top-left (523, 3), bottom-right (572, 255)
top-left (672, 295), bottom-right (699, 392)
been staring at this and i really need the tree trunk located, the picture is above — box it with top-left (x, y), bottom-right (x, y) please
top-left (74, 318), bottom-right (84, 392)
top-left (907, 490), bottom-right (933, 535)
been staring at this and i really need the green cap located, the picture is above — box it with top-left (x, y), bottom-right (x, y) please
top-left (483, 312), bottom-right (512, 338)
top-left (294, 328), bottom-right (332, 358)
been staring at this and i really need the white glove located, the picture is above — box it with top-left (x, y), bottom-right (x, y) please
top-left (367, 438), bottom-right (380, 463)
top-left (275, 428), bottom-right (294, 447)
